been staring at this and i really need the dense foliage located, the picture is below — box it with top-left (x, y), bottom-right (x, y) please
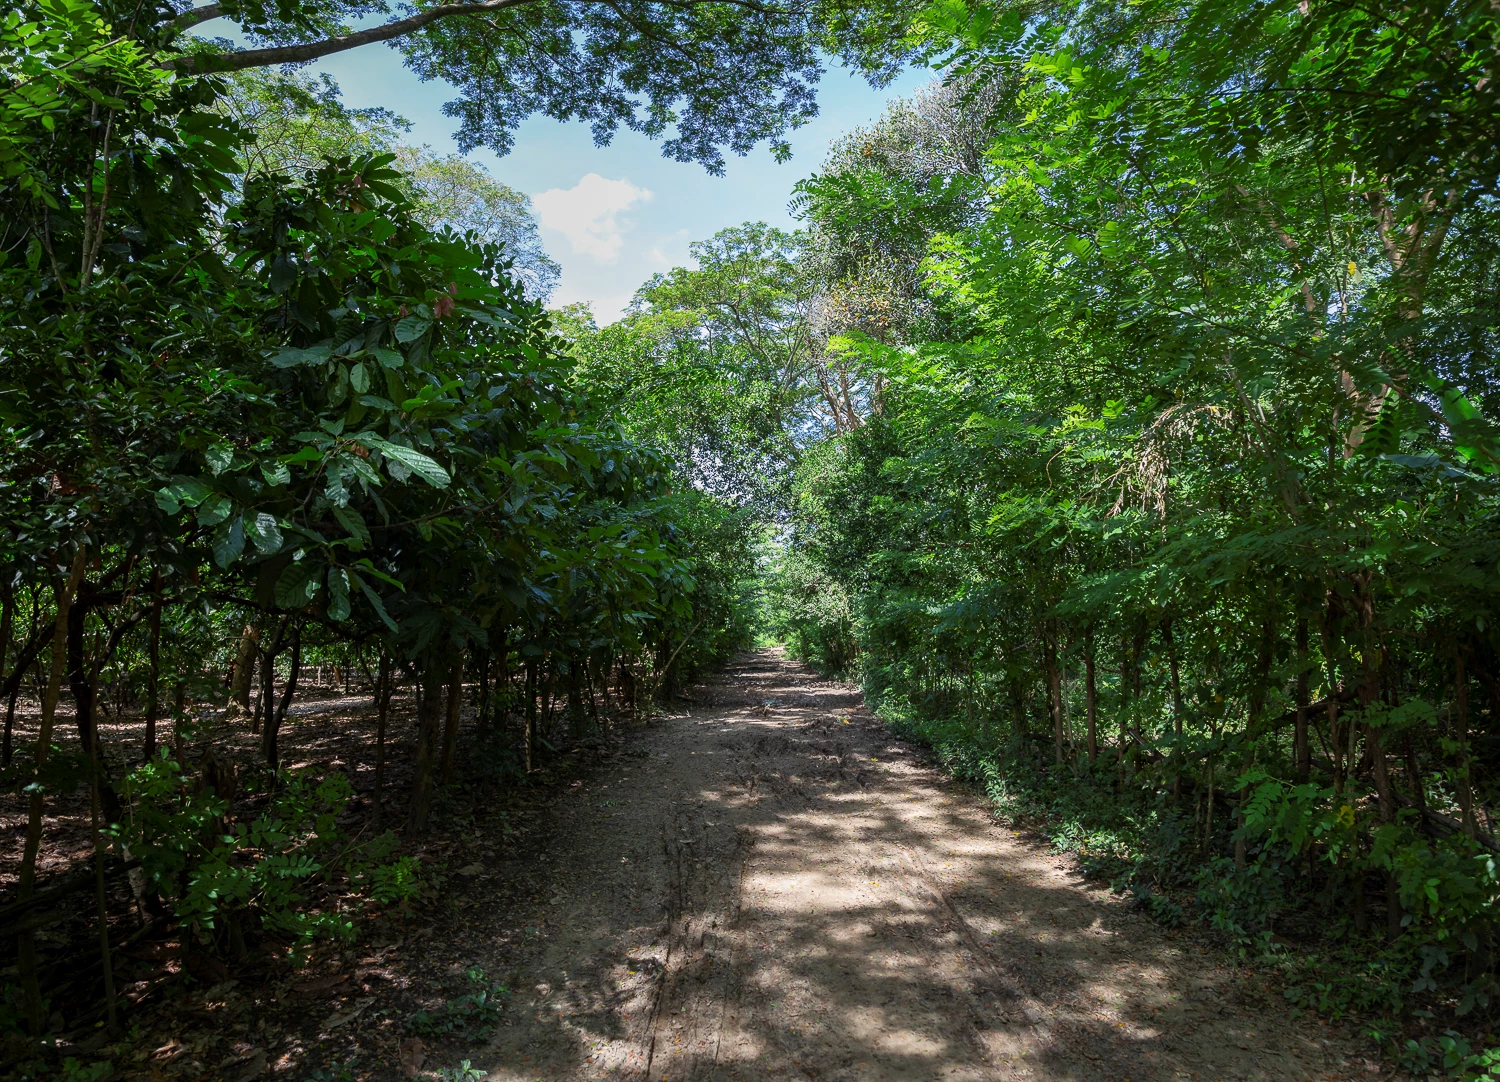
top-left (173, 0), bottom-right (914, 173)
top-left (0, 0), bottom-right (760, 1056)
top-left (768, 0), bottom-right (1500, 1049)
top-left (5, 0), bottom-right (1500, 1071)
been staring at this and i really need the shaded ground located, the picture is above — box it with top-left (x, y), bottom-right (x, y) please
top-left (445, 649), bottom-right (1372, 1082)
top-left (2, 651), bottom-right (1381, 1081)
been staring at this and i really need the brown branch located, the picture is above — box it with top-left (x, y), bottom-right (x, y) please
top-left (172, 3), bottom-right (222, 31)
top-left (167, 0), bottom-right (804, 73)
top-left (166, 0), bottom-right (543, 73)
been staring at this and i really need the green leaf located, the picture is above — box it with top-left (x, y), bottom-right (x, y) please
top-left (325, 462), bottom-right (350, 507)
top-left (394, 317), bottom-right (431, 344)
top-left (262, 461), bottom-right (292, 486)
top-left (371, 347), bottom-right (404, 369)
top-left (270, 344), bottom-right (332, 368)
top-left (356, 577), bottom-right (398, 632)
top-left (213, 515), bottom-right (246, 568)
top-left (326, 568), bottom-right (351, 621)
top-left (197, 495), bottom-right (232, 527)
top-left (275, 560), bottom-right (318, 610)
top-left (205, 443), bottom-right (233, 476)
top-left (362, 438), bottom-right (451, 488)
top-left (245, 512), bottom-right (283, 555)
top-left (332, 505), bottom-right (371, 549)
top-left (349, 362), bottom-right (370, 395)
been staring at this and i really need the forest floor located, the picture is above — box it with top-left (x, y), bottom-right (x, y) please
top-left (377, 648), bottom-right (1374, 1082)
top-left (6, 649), bottom-right (1386, 1082)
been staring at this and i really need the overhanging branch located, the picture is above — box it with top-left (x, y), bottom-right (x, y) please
top-left (173, 3), bottom-right (223, 31)
top-left (167, 0), bottom-right (542, 73)
top-left (166, 0), bottom-right (807, 74)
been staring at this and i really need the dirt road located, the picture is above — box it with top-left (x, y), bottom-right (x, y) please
top-left (460, 649), bottom-right (1364, 1082)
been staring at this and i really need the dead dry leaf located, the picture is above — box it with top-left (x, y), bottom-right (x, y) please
top-left (291, 971), bottom-right (350, 997)
top-left (231, 1048), bottom-right (268, 1081)
top-left (322, 996), bottom-right (374, 1030)
top-left (398, 1036), bottom-right (425, 1078)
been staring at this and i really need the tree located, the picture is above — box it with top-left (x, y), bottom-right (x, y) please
top-left (165, 0), bottom-right (916, 172)
top-left (395, 146), bottom-right (560, 301)
top-left (766, 0), bottom-right (1500, 1026)
top-left (0, 2), bottom-right (760, 1043)
top-left (217, 67), bottom-right (410, 176)
top-left (795, 73), bottom-right (1003, 344)
top-left (219, 69), bottom-right (560, 299)
top-left (568, 224), bottom-right (840, 513)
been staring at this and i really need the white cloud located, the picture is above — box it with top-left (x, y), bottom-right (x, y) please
top-left (532, 173), bottom-right (652, 264)
top-left (645, 229), bottom-right (693, 271)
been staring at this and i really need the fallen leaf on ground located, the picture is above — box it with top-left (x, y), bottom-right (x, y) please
top-left (230, 1048), bottom-right (268, 1081)
top-left (322, 996), bottom-right (375, 1030)
top-left (292, 972), bottom-right (350, 997)
top-left (399, 1037), bottom-right (425, 1078)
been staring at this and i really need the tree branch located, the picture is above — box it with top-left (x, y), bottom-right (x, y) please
top-left (166, 0), bottom-right (808, 73)
top-left (167, 0), bottom-right (543, 73)
top-left (173, 3), bottom-right (223, 32)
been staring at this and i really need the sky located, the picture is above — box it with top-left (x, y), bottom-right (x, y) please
top-left (299, 45), bottom-right (933, 322)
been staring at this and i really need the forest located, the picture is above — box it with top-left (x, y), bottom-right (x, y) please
top-left (2, 0), bottom-right (1499, 1078)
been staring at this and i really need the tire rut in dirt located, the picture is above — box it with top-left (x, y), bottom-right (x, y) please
top-left (638, 798), bottom-right (749, 1081)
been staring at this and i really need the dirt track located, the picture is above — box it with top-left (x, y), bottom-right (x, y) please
top-left (460, 649), bottom-right (1366, 1082)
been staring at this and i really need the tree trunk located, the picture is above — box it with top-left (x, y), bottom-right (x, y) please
top-left (18, 547), bottom-right (86, 1034)
top-left (476, 646), bottom-right (492, 743)
top-left (525, 659), bottom-right (537, 772)
top-left (1236, 616), bottom-right (1275, 866)
top-left (540, 658), bottom-right (556, 738)
top-left (1164, 620), bottom-right (1184, 798)
top-left (255, 617), bottom-right (289, 737)
top-left (1294, 616), bottom-right (1311, 783)
top-left (585, 656), bottom-right (601, 732)
top-left (1322, 602), bottom-right (1344, 795)
top-left (1455, 642), bottom-right (1477, 838)
top-left (440, 656), bottom-right (463, 783)
top-left (375, 650), bottom-right (390, 828)
top-left (144, 574), bottom-right (162, 762)
top-left (0, 578), bottom-right (12, 729)
top-left (1404, 731), bottom-right (1428, 835)
top-left (617, 657), bottom-right (636, 719)
top-left (67, 582), bottom-right (98, 759)
top-left (2, 685), bottom-right (18, 768)
top-left (1366, 721), bottom-right (1403, 944)
top-left (1084, 627), bottom-right (1098, 766)
top-left (566, 658), bottom-right (584, 737)
top-left (172, 682), bottom-right (186, 761)
top-left (88, 669), bottom-right (118, 1031)
top-left (262, 623), bottom-right (301, 768)
top-left (1044, 634), bottom-right (1064, 766)
top-left (408, 655), bottom-right (445, 832)
top-left (229, 621), bottom-right (258, 713)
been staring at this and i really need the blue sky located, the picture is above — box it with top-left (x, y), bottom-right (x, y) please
top-left (300, 45), bottom-right (932, 321)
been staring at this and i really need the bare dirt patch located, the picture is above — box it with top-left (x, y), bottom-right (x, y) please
top-left (4, 651), bottom-right (1376, 1080)
top-left (449, 649), bottom-right (1371, 1082)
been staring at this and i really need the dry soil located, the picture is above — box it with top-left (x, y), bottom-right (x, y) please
top-left (459, 648), bottom-right (1368, 1082)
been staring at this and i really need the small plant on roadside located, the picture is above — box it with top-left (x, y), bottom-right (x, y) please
top-left (348, 833), bottom-right (424, 907)
top-left (58, 1060), bottom-right (113, 1082)
top-left (302, 1059), bottom-right (359, 1082)
top-left (406, 968), bottom-right (509, 1040)
top-left (433, 1062), bottom-right (488, 1082)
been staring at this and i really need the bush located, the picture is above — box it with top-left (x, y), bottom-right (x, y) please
top-left (112, 755), bottom-right (420, 955)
